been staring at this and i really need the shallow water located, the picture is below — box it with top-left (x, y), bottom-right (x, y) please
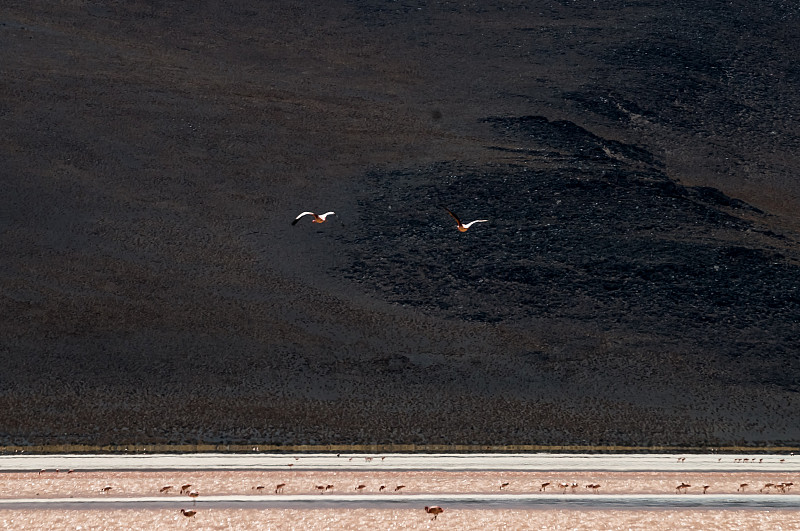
top-left (2, 493), bottom-right (799, 511)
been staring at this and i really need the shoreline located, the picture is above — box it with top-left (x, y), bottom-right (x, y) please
top-left (2, 444), bottom-right (799, 456)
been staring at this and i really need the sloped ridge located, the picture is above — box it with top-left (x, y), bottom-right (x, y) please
top-left (483, 115), bottom-right (660, 166)
top-left (689, 186), bottom-right (763, 213)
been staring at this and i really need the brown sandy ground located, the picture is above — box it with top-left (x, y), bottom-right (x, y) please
top-left (1, 509), bottom-right (799, 531)
top-left (1, 470), bottom-right (797, 498)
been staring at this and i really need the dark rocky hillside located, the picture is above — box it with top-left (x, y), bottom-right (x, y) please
top-left (0, 0), bottom-right (798, 447)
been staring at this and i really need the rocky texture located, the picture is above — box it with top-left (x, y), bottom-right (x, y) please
top-left (0, 1), bottom-right (799, 447)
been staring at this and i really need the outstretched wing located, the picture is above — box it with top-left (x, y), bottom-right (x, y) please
top-left (442, 207), bottom-right (461, 225)
top-left (292, 211), bottom-right (314, 225)
top-left (463, 219), bottom-right (488, 228)
top-left (318, 211), bottom-right (335, 220)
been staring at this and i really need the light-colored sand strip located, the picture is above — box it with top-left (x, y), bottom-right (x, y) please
top-left (2, 453), bottom-right (798, 472)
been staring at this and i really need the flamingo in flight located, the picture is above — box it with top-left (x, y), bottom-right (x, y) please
top-left (442, 207), bottom-right (487, 232)
top-left (292, 211), bottom-right (335, 225)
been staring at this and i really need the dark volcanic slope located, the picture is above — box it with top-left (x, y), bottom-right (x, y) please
top-left (1, 1), bottom-right (799, 447)
top-left (343, 119), bottom-right (799, 360)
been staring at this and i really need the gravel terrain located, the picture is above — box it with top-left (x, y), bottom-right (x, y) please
top-left (1, 1), bottom-right (798, 447)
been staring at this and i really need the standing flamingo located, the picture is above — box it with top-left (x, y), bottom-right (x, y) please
top-left (585, 484), bottom-right (601, 493)
top-left (425, 506), bottom-right (444, 520)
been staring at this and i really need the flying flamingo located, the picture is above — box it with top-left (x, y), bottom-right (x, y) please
top-left (160, 485), bottom-right (173, 493)
top-left (292, 211), bottom-right (335, 225)
top-left (442, 207), bottom-right (487, 232)
top-left (425, 506), bottom-right (444, 520)
top-left (275, 483), bottom-right (285, 494)
top-left (180, 484), bottom-right (192, 494)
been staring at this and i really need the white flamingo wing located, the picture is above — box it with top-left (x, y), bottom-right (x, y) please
top-left (462, 219), bottom-right (488, 228)
top-left (292, 211), bottom-right (316, 225)
top-left (318, 211), bottom-right (335, 220)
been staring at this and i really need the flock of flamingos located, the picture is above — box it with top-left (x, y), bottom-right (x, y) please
top-left (31, 454), bottom-right (795, 522)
